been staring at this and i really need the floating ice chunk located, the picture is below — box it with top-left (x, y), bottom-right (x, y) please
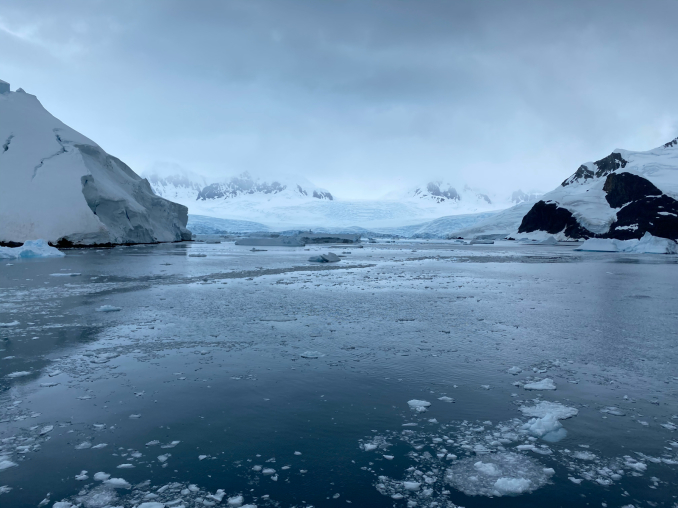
top-left (362, 443), bottom-right (378, 451)
top-left (93, 472), bottom-right (110, 481)
top-left (575, 233), bottom-right (678, 254)
top-left (227, 494), bottom-right (244, 506)
top-left (474, 461), bottom-right (501, 476)
top-left (6, 371), bottom-right (31, 378)
top-left (407, 400), bottom-right (431, 412)
top-left (0, 240), bottom-right (65, 259)
top-left (104, 477), bottom-right (131, 489)
top-left (49, 273), bottom-right (81, 277)
top-left (568, 476), bottom-right (583, 484)
top-left (92, 443), bottom-right (107, 449)
top-left (0, 321), bottom-right (20, 327)
top-left (96, 305), bottom-right (122, 312)
top-left (157, 454), bottom-right (170, 462)
top-left (262, 468), bottom-right (276, 475)
top-left (493, 477), bottom-right (532, 495)
top-left (161, 440), bottom-right (180, 448)
top-left (507, 366), bottom-right (522, 375)
top-left (523, 378), bottom-right (556, 390)
top-left (138, 503), bottom-right (165, 508)
top-left (383, 455), bottom-right (394, 460)
top-left (75, 441), bottom-right (92, 450)
top-left (39, 425), bottom-right (53, 435)
top-left (199, 455), bottom-right (207, 460)
top-left (40, 382), bottom-right (59, 387)
top-left (438, 396), bottom-right (454, 403)
top-left (294, 451), bottom-right (302, 455)
top-left (446, 453), bottom-right (552, 497)
top-left (52, 502), bottom-right (75, 508)
top-left (571, 451), bottom-right (596, 460)
top-left (0, 458), bottom-right (18, 471)
top-left (522, 414), bottom-right (567, 442)
top-left (403, 481), bottom-right (421, 491)
top-left (207, 490), bottom-right (226, 502)
top-left (300, 351), bottom-right (325, 359)
top-left (600, 407), bottom-right (625, 416)
top-left (129, 414), bottom-right (141, 419)
top-left (116, 464), bottom-right (134, 469)
top-left (519, 401), bottom-right (578, 420)
top-left (308, 253), bottom-right (340, 263)
top-left (0, 485), bottom-right (12, 494)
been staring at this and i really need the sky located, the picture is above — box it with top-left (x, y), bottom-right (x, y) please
top-left (1, 0), bottom-right (678, 200)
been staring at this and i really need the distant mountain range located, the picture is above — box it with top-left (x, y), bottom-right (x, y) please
top-left (145, 168), bottom-right (540, 231)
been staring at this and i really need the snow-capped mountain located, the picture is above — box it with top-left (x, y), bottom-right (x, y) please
top-left (196, 172), bottom-right (334, 201)
top-left (0, 86), bottom-right (191, 246)
top-left (451, 137), bottom-right (678, 240)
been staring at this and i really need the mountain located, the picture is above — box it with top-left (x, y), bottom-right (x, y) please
top-left (451, 137), bottom-right (678, 241)
top-left (0, 86), bottom-right (191, 246)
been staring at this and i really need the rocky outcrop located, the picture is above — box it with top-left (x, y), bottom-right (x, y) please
top-left (518, 201), bottom-right (592, 238)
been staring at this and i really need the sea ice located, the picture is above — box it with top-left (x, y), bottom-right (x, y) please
top-left (445, 452), bottom-right (553, 497)
top-left (407, 400), bottom-right (431, 412)
top-left (519, 401), bottom-right (578, 419)
top-left (523, 378), bottom-right (557, 390)
top-left (0, 240), bottom-right (65, 259)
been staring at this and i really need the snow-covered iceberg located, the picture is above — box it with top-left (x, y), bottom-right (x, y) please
top-left (0, 88), bottom-right (191, 246)
top-left (575, 232), bottom-right (678, 254)
top-left (0, 239), bottom-right (65, 259)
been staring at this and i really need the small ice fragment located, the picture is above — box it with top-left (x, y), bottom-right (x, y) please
top-left (294, 451), bottom-right (302, 455)
top-left (6, 371), bottom-right (31, 378)
top-left (95, 305), bottom-right (122, 312)
top-left (262, 468), bottom-right (276, 475)
top-left (300, 351), bottom-right (324, 359)
top-left (438, 396), bottom-right (454, 403)
top-left (117, 464), bottom-right (134, 469)
top-left (129, 414), bottom-right (141, 419)
top-left (493, 477), bottom-right (532, 495)
top-left (407, 400), bottom-right (431, 412)
top-left (403, 481), bottom-right (421, 491)
top-left (39, 425), bottom-right (53, 435)
top-left (383, 455), bottom-right (394, 460)
top-left (104, 478), bottom-right (131, 489)
top-left (75, 471), bottom-right (88, 481)
top-left (199, 455), bottom-right (207, 460)
top-left (93, 472), bottom-right (110, 481)
top-left (227, 495), bottom-right (244, 507)
top-left (508, 366), bottom-right (522, 375)
top-left (362, 443), bottom-right (377, 451)
top-left (523, 378), bottom-right (556, 391)
top-left (75, 441), bottom-right (92, 450)
top-left (157, 454), bottom-right (170, 462)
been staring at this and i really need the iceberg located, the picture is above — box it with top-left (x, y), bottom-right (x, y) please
top-left (0, 239), bottom-right (65, 259)
top-left (576, 232), bottom-right (677, 254)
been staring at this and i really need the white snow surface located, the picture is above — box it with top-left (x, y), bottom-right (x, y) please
top-left (0, 90), bottom-right (191, 245)
top-left (0, 239), bottom-right (65, 259)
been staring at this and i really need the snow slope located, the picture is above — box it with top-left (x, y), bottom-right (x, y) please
top-left (0, 89), bottom-right (191, 245)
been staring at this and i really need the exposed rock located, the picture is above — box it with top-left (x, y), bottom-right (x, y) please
top-left (603, 172), bottom-right (662, 208)
top-left (518, 201), bottom-right (592, 238)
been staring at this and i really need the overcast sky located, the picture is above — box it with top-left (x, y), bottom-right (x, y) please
top-left (2, 0), bottom-right (677, 199)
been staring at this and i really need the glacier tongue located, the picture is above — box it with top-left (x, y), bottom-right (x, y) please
top-left (0, 90), bottom-right (191, 246)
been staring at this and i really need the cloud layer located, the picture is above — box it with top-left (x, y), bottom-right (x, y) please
top-left (2, 0), bottom-right (677, 198)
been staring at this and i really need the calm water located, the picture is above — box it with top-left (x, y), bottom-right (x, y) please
top-left (1, 240), bottom-right (677, 508)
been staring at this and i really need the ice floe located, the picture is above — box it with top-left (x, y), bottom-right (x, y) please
top-left (523, 378), bottom-right (556, 390)
top-left (408, 399), bottom-right (431, 412)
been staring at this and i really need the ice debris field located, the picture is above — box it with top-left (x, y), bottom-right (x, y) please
top-left (0, 239), bottom-right (677, 507)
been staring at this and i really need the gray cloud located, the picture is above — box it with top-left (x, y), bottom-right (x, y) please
top-left (1, 0), bottom-right (677, 198)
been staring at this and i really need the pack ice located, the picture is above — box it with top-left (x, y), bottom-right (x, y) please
top-left (0, 89), bottom-right (191, 246)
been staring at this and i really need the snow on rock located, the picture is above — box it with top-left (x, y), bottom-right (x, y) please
top-left (407, 400), bottom-right (431, 412)
top-left (575, 232), bottom-right (678, 254)
top-left (523, 378), bottom-right (557, 391)
top-left (0, 90), bottom-right (191, 245)
top-left (445, 452), bottom-right (554, 497)
top-left (0, 239), bottom-right (65, 259)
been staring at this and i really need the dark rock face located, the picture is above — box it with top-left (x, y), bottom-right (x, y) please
top-left (603, 172), bottom-right (662, 208)
top-left (420, 183), bottom-right (460, 202)
top-left (562, 152), bottom-right (628, 186)
top-left (606, 195), bottom-right (678, 240)
top-left (518, 201), bottom-right (592, 238)
top-left (312, 190), bottom-right (333, 200)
